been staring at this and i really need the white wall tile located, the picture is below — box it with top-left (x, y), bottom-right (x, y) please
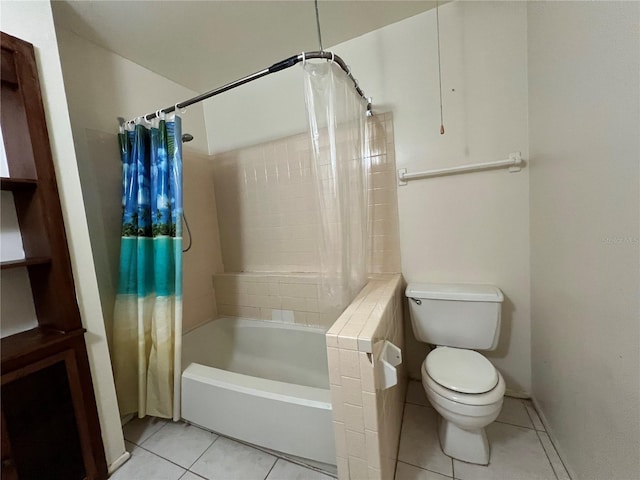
top-left (359, 353), bottom-right (375, 393)
top-left (333, 421), bottom-right (347, 458)
top-left (346, 430), bottom-right (367, 460)
top-left (362, 393), bottom-right (378, 432)
top-left (211, 117), bottom-right (400, 275)
top-left (342, 376), bottom-right (363, 406)
top-left (348, 456), bottom-right (368, 480)
top-left (365, 430), bottom-right (381, 471)
top-left (331, 385), bottom-right (344, 422)
top-left (344, 404), bottom-right (365, 434)
top-left (339, 349), bottom-right (361, 378)
top-left (337, 456), bottom-right (349, 479)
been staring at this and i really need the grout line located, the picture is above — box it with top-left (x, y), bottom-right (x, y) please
top-left (262, 457), bottom-right (279, 480)
top-left (392, 398), bottom-right (410, 478)
top-left (186, 434), bottom-right (220, 470)
top-left (546, 436), bottom-right (571, 480)
top-left (523, 401), bottom-right (537, 427)
top-left (125, 418), bottom-right (171, 447)
top-left (181, 471), bottom-right (206, 480)
top-left (537, 430), bottom-right (572, 480)
top-left (536, 431), bottom-right (560, 480)
top-left (130, 443), bottom-right (189, 472)
top-left (128, 422), bottom-right (220, 474)
top-left (530, 398), bottom-right (574, 479)
top-left (188, 423), bottom-right (336, 478)
top-left (494, 419), bottom-right (537, 431)
top-left (523, 400), bottom-right (546, 432)
top-left (451, 455), bottom-right (455, 479)
top-left (405, 399), bottom-right (432, 408)
top-left (396, 460), bottom-right (453, 478)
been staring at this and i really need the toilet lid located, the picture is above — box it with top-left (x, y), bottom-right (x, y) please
top-left (425, 347), bottom-right (498, 394)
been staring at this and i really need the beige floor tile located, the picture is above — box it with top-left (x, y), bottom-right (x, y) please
top-left (141, 421), bottom-right (217, 468)
top-left (190, 436), bottom-right (277, 480)
top-left (265, 459), bottom-right (334, 480)
top-left (537, 432), bottom-right (570, 480)
top-left (453, 423), bottom-right (556, 480)
top-left (524, 401), bottom-right (546, 431)
top-left (395, 461), bottom-right (452, 480)
top-left (123, 416), bottom-right (169, 445)
top-left (398, 404), bottom-right (453, 477)
top-left (110, 444), bottom-right (185, 480)
top-left (181, 472), bottom-right (207, 480)
top-left (496, 397), bottom-right (533, 429)
top-left (406, 380), bottom-right (430, 407)
top-left (125, 440), bottom-right (139, 453)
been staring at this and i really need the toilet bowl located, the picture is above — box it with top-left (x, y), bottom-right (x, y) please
top-left (421, 347), bottom-right (505, 465)
top-left (405, 282), bottom-right (505, 465)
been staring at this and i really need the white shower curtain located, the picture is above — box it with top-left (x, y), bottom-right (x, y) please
top-left (303, 60), bottom-right (369, 322)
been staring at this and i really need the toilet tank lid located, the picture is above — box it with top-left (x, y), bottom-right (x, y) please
top-left (405, 283), bottom-right (504, 302)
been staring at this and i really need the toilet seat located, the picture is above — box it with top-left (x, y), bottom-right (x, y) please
top-left (426, 347), bottom-right (498, 394)
top-left (422, 354), bottom-right (505, 407)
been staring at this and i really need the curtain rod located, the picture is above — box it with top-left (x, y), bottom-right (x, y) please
top-left (126, 51), bottom-right (372, 125)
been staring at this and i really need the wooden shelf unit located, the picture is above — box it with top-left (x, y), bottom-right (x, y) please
top-left (0, 177), bottom-right (38, 190)
top-left (0, 256), bottom-right (52, 270)
top-left (1, 31), bottom-right (108, 480)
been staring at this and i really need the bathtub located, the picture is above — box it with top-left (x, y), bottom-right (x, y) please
top-left (181, 317), bottom-right (335, 465)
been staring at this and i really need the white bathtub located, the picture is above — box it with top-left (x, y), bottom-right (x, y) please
top-left (181, 317), bottom-right (335, 465)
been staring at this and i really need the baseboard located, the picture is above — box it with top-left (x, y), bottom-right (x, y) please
top-left (531, 397), bottom-right (576, 480)
top-left (120, 413), bottom-right (134, 426)
top-left (505, 388), bottom-right (530, 399)
top-left (108, 450), bottom-right (131, 475)
top-left (182, 317), bottom-right (216, 335)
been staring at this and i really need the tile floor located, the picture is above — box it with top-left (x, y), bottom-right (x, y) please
top-left (112, 417), bottom-right (335, 480)
top-left (397, 381), bottom-right (571, 480)
top-left (112, 382), bottom-right (570, 480)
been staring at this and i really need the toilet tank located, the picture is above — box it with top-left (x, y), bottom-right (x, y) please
top-left (405, 283), bottom-right (504, 350)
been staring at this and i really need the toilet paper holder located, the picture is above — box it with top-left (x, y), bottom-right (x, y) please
top-left (377, 341), bottom-right (402, 390)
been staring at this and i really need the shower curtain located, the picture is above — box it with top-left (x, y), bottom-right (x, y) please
top-left (113, 113), bottom-right (183, 421)
top-left (303, 61), bottom-right (369, 322)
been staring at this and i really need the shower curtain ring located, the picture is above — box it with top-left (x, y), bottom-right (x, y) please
top-left (330, 52), bottom-right (335, 64)
top-left (175, 102), bottom-right (186, 115)
top-left (301, 51), bottom-right (306, 65)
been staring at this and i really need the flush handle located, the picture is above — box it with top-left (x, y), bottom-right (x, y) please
top-left (410, 297), bottom-right (422, 305)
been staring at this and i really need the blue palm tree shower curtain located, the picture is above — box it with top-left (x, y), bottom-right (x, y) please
top-left (113, 113), bottom-right (183, 420)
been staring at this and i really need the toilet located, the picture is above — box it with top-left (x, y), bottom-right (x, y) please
top-left (405, 283), bottom-right (505, 465)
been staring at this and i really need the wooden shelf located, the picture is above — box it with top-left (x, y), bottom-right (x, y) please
top-left (0, 177), bottom-right (37, 191)
top-left (1, 327), bottom-right (84, 368)
top-left (0, 257), bottom-right (51, 270)
top-left (1, 31), bottom-right (108, 479)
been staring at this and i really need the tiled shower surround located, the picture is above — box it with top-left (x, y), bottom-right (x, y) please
top-left (211, 113), bottom-right (401, 329)
top-left (213, 272), bottom-right (323, 326)
top-left (327, 274), bottom-right (406, 479)
top-left (211, 112), bottom-right (400, 276)
top-left (204, 114), bottom-right (405, 478)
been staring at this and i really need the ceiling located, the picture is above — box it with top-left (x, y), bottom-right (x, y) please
top-left (52, 0), bottom-right (437, 92)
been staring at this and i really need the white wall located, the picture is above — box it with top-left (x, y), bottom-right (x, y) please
top-left (0, 0), bottom-right (127, 470)
top-left (203, 1), bottom-right (532, 394)
top-left (0, 191), bottom-right (38, 337)
top-left (528, 2), bottom-right (640, 479)
top-left (204, 66), bottom-right (307, 154)
top-left (1, 131), bottom-right (38, 336)
top-left (54, 27), bottom-right (209, 344)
